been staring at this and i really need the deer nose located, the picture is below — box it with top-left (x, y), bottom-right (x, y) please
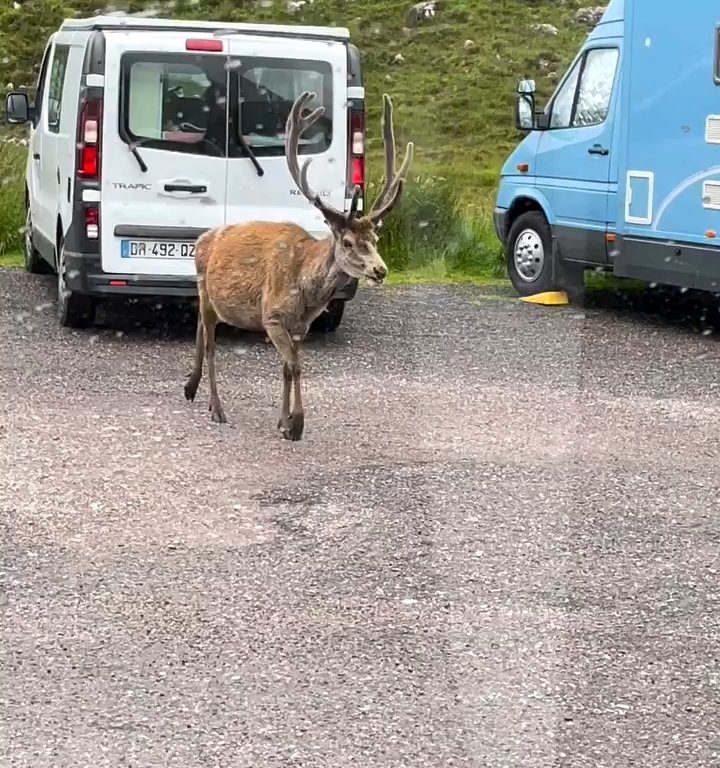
top-left (373, 265), bottom-right (388, 280)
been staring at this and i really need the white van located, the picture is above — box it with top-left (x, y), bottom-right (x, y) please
top-left (5, 15), bottom-right (365, 330)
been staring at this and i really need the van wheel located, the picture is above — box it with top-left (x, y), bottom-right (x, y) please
top-left (24, 208), bottom-right (50, 274)
top-left (505, 211), bottom-right (557, 296)
top-left (312, 299), bottom-right (345, 333)
top-left (56, 239), bottom-right (95, 328)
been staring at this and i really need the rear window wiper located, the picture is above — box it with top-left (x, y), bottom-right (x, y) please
top-left (237, 132), bottom-right (264, 177)
top-left (127, 141), bottom-right (148, 173)
top-left (125, 135), bottom-right (224, 173)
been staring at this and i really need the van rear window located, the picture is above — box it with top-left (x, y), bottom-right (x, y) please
top-left (236, 57), bottom-right (333, 158)
top-left (120, 53), bottom-right (333, 159)
top-left (121, 52), bottom-right (228, 157)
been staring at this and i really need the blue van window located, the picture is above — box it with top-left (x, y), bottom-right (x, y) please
top-left (573, 48), bottom-right (619, 127)
top-left (549, 59), bottom-right (581, 128)
top-left (549, 47), bottom-right (619, 129)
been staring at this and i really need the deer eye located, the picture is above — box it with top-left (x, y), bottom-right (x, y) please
top-left (342, 238), bottom-right (353, 249)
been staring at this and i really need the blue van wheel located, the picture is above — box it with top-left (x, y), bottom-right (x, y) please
top-left (505, 211), bottom-right (557, 296)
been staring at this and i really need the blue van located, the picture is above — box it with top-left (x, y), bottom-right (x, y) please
top-left (495, 0), bottom-right (720, 300)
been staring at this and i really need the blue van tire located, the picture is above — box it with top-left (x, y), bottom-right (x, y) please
top-left (505, 211), bottom-right (557, 296)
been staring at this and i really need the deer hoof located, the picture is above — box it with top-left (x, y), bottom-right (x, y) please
top-left (184, 379), bottom-right (199, 402)
top-left (210, 406), bottom-right (227, 424)
top-left (279, 412), bottom-right (304, 441)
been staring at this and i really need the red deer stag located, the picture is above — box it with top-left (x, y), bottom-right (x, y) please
top-left (183, 90), bottom-right (414, 441)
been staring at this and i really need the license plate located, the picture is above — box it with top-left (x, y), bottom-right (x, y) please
top-left (120, 239), bottom-right (196, 259)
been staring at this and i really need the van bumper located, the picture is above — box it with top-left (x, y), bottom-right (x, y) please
top-left (64, 253), bottom-right (359, 302)
top-left (493, 207), bottom-right (508, 243)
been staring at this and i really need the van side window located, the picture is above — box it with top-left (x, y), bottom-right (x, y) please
top-left (34, 42), bottom-right (53, 122)
top-left (549, 58), bottom-right (582, 129)
top-left (47, 44), bottom-right (70, 133)
top-left (237, 58), bottom-right (333, 157)
top-left (573, 48), bottom-right (619, 127)
top-left (120, 53), bottom-right (228, 157)
top-left (549, 47), bottom-right (619, 129)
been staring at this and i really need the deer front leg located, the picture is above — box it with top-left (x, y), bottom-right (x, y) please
top-left (264, 320), bottom-right (304, 441)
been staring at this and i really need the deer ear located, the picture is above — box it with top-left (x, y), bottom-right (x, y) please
top-left (345, 185), bottom-right (362, 223)
top-left (323, 209), bottom-right (348, 231)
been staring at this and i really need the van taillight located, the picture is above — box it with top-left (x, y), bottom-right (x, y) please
top-left (349, 109), bottom-right (365, 191)
top-left (351, 157), bottom-right (364, 186)
top-left (85, 206), bottom-right (99, 240)
top-left (77, 97), bottom-right (102, 180)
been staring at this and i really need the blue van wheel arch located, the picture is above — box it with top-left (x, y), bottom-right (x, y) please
top-left (503, 196), bottom-right (551, 244)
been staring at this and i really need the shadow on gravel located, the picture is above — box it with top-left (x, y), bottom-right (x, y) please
top-left (36, 276), bottom-right (348, 348)
top-left (33, 271), bottom-right (720, 344)
top-left (585, 284), bottom-right (720, 338)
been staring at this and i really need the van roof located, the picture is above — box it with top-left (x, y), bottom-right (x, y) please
top-left (61, 14), bottom-right (351, 42)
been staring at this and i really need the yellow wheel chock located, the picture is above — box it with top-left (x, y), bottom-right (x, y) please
top-left (519, 290), bottom-right (570, 306)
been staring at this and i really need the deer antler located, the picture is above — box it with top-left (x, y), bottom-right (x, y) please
top-left (286, 91), bottom-right (354, 227)
top-left (367, 93), bottom-right (414, 224)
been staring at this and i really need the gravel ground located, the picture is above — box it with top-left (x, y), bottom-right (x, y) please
top-left (1, 269), bottom-right (719, 767)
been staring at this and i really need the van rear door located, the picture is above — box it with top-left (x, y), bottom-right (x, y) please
top-left (225, 36), bottom-right (349, 238)
top-left (100, 32), bottom-right (228, 276)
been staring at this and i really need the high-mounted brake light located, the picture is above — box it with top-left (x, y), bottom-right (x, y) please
top-left (186, 38), bottom-right (224, 52)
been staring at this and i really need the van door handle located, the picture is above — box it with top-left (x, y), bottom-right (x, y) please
top-left (588, 144), bottom-right (609, 156)
top-left (32, 152), bottom-right (40, 160)
top-left (163, 183), bottom-right (207, 194)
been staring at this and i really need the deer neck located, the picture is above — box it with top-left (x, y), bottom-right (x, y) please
top-left (302, 236), bottom-right (353, 305)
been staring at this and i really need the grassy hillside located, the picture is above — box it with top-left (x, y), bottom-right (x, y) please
top-left (0, 0), bottom-right (597, 277)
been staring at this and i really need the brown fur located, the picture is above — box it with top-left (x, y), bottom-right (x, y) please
top-left (183, 91), bottom-right (414, 441)
top-left (195, 222), bottom-right (346, 334)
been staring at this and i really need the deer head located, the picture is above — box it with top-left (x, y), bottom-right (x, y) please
top-left (285, 91), bottom-right (414, 285)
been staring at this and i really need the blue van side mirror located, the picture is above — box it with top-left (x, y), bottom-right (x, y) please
top-left (5, 92), bottom-right (32, 125)
top-left (517, 79), bottom-right (536, 94)
top-left (515, 79), bottom-right (536, 130)
top-left (516, 93), bottom-right (536, 130)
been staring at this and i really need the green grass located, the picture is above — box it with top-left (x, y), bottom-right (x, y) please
top-left (0, 141), bottom-right (25, 257)
top-left (0, 0), bottom-right (594, 282)
top-left (0, 250), bottom-right (22, 268)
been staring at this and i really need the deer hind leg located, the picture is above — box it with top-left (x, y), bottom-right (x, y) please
top-left (205, 318), bottom-right (226, 424)
top-left (194, 291), bottom-right (226, 424)
top-left (184, 312), bottom-right (205, 402)
top-left (265, 321), bottom-right (304, 441)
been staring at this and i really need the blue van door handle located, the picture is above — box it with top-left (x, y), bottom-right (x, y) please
top-left (588, 144), bottom-right (609, 156)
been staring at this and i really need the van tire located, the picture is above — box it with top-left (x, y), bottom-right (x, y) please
top-left (56, 239), bottom-right (95, 328)
top-left (505, 211), bottom-right (557, 296)
top-left (312, 299), bottom-right (345, 333)
top-left (24, 208), bottom-right (50, 274)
